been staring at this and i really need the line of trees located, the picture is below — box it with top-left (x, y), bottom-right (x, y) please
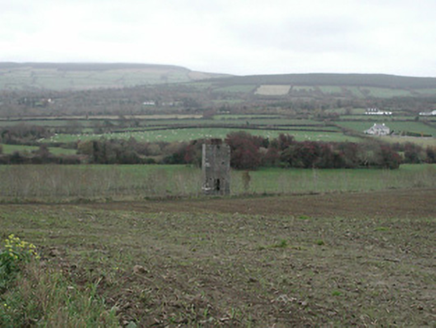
top-left (74, 132), bottom-right (405, 169)
top-left (224, 132), bottom-right (403, 169)
top-left (0, 145), bottom-right (81, 165)
top-left (2, 130), bottom-right (436, 169)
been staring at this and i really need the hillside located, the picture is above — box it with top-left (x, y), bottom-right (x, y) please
top-left (1, 63), bottom-right (436, 119)
top-left (0, 62), bottom-right (227, 91)
top-left (190, 73), bottom-right (436, 102)
top-left (207, 73), bottom-right (436, 89)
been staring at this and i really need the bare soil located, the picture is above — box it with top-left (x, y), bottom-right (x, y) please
top-left (82, 188), bottom-right (435, 218)
top-left (1, 188), bottom-right (435, 327)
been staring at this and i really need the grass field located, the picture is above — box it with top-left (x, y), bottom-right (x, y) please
top-left (0, 164), bottom-right (434, 202)
top-left (344, 87), bottom-right (365, 98)
top-left (214, 85), bottom-right (256, 93)
top-left (291, 86), bottom-right (316, 92)
top-left (0, 188), bottom-right (434, 326)
top-left (40, 127), bottom-right (358, 144)
top-left (318, 86), bottom-right (343, 94)
top-left (361, 87), bottom-right (413, 98)
top-left (255, 85), bottom-right (291, 96)
top-left (1, 114), bottom-right (434, 151)
top-left (214, 115), bottom-right (282, 120)
top-left (1, 144), bottom-right (77, 155)
top-left (383, 136), bottom-right (436, 147)
top-left (416, 88), bottom-right (436, 96)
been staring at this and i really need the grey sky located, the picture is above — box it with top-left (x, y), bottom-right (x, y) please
top-left (1, 0), bottom-right (435, 76)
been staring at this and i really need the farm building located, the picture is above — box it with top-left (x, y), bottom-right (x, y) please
top-left (364, 123), bottom-right (391, 136)
top-left (202, 139), bottom-right (230, 195)
top-left (419, 110), bottom-right (436, 116)
top-left (365, 108), bottom-right (392, 115)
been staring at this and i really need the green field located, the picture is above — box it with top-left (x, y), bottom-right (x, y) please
top-left (2, 113), bottom-right (434, 150)
top-left (1, 144), bottom-right (76, 155)
top-left (292, 86), bottom-right (316, 92)
top-left (0, 120), bottom-right (94, 127)
top-left (318, 86), bottom-right (343, 94)
top-left (214, 85), bottom-right (256, 93)
top-left (214, 114), bottom-right (282, 120)
top-left (415, 88), bottom-right (436, 95)
top-left (344, 86), bottom-right (365, 98)
top-left (40, 127), bottom-right (358, 144)
top-left (361, 87), bottom-right (413, 98)
top-left (0, 164), bottom-right (434, 201)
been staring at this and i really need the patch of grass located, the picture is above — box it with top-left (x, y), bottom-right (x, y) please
top-left (0, 235), bottom-right (118, 327)
top-left (40, 125), bottom-right (356, 143)
top-left (0, 164), bottom-right (434, 201)
top-left (374, 226), bottom-right (389, 231)
top-left (0, 262), bottom-right (119, 327)
top-left (0, 144), bottom-right (76, 155)
top-left (272, 239), bottom-right (288, 248)
top-left (318, 86), bottom-right (343, 94)
top-left (214, 85), bottom-right (256, 93)
top-left (292, 86), bottom-right (316, 92)
top-left (361, 87), bottom-right (412, 98)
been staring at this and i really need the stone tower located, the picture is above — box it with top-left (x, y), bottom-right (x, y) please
top-left (202, 139), bottom-right (230, 195)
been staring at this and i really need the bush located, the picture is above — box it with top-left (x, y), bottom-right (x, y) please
top-left (0, 235), bottom-right (119, 327)
top-left (226, 131), bottom-right (262, 170)
top-left (0, 234), bottom-right (39, 289)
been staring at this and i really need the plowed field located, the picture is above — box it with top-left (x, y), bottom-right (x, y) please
top-left (1, 188), bottom-right (435, 327)
top-left (83, 188), bottom-right (435, 218)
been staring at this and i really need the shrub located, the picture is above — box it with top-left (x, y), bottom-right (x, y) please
top-left (226, 131), bottom-right (262, 170)
top-left (0, 235), bottom-right (119, 327)
top-left (0, 234), bottom-right (39, 288)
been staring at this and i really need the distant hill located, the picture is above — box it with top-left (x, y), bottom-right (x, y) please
top-left (0, 62), bottom-right (228, 91)
top-left (206, 73), bottom-right (436, 89)
top-left (2, 63), bottom-right (436, 105)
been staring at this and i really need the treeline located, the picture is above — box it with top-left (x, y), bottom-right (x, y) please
top-left (73, 132), bottom-right (436, 169)
top-left (224, 132), bottom-right (404, 169)
top-left (0, 124), bottom-right (52, 145)
top-left (223, 132), bottom-right (435, 169)
top-left (1, 127), bottom-right (435, 168)
top-left (0, 145), bottom-right (81, 165)
top-left (164, 132), bottom-right (436, 169)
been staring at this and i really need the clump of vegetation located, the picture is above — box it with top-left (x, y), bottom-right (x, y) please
top-left (274, 239), bottom-right (289, 248)
top-left (331, 290), bottom-right (342, 297)
top-left (0, 234), bottom-right (39, 288)
top-left (0, 234), bottom-right (119, 327)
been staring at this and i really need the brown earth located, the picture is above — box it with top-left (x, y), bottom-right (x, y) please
top-left (81, 188), bottom-right (435, 218)
top-left (2, 188), bottom-right (435, 327)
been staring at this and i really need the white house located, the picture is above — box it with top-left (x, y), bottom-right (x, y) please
top-left (364, 123), bottom-right (390, 136)
top-left (365, 108), bottom-right (392, 115)
top-left (419, 110), bottom-right (436, 116)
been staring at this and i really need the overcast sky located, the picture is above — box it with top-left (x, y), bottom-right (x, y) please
top-left (1, 0), bottom-right (436, 77)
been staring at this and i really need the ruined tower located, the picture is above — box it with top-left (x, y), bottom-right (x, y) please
top-left (202, 139), bottom-right (230, 195)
